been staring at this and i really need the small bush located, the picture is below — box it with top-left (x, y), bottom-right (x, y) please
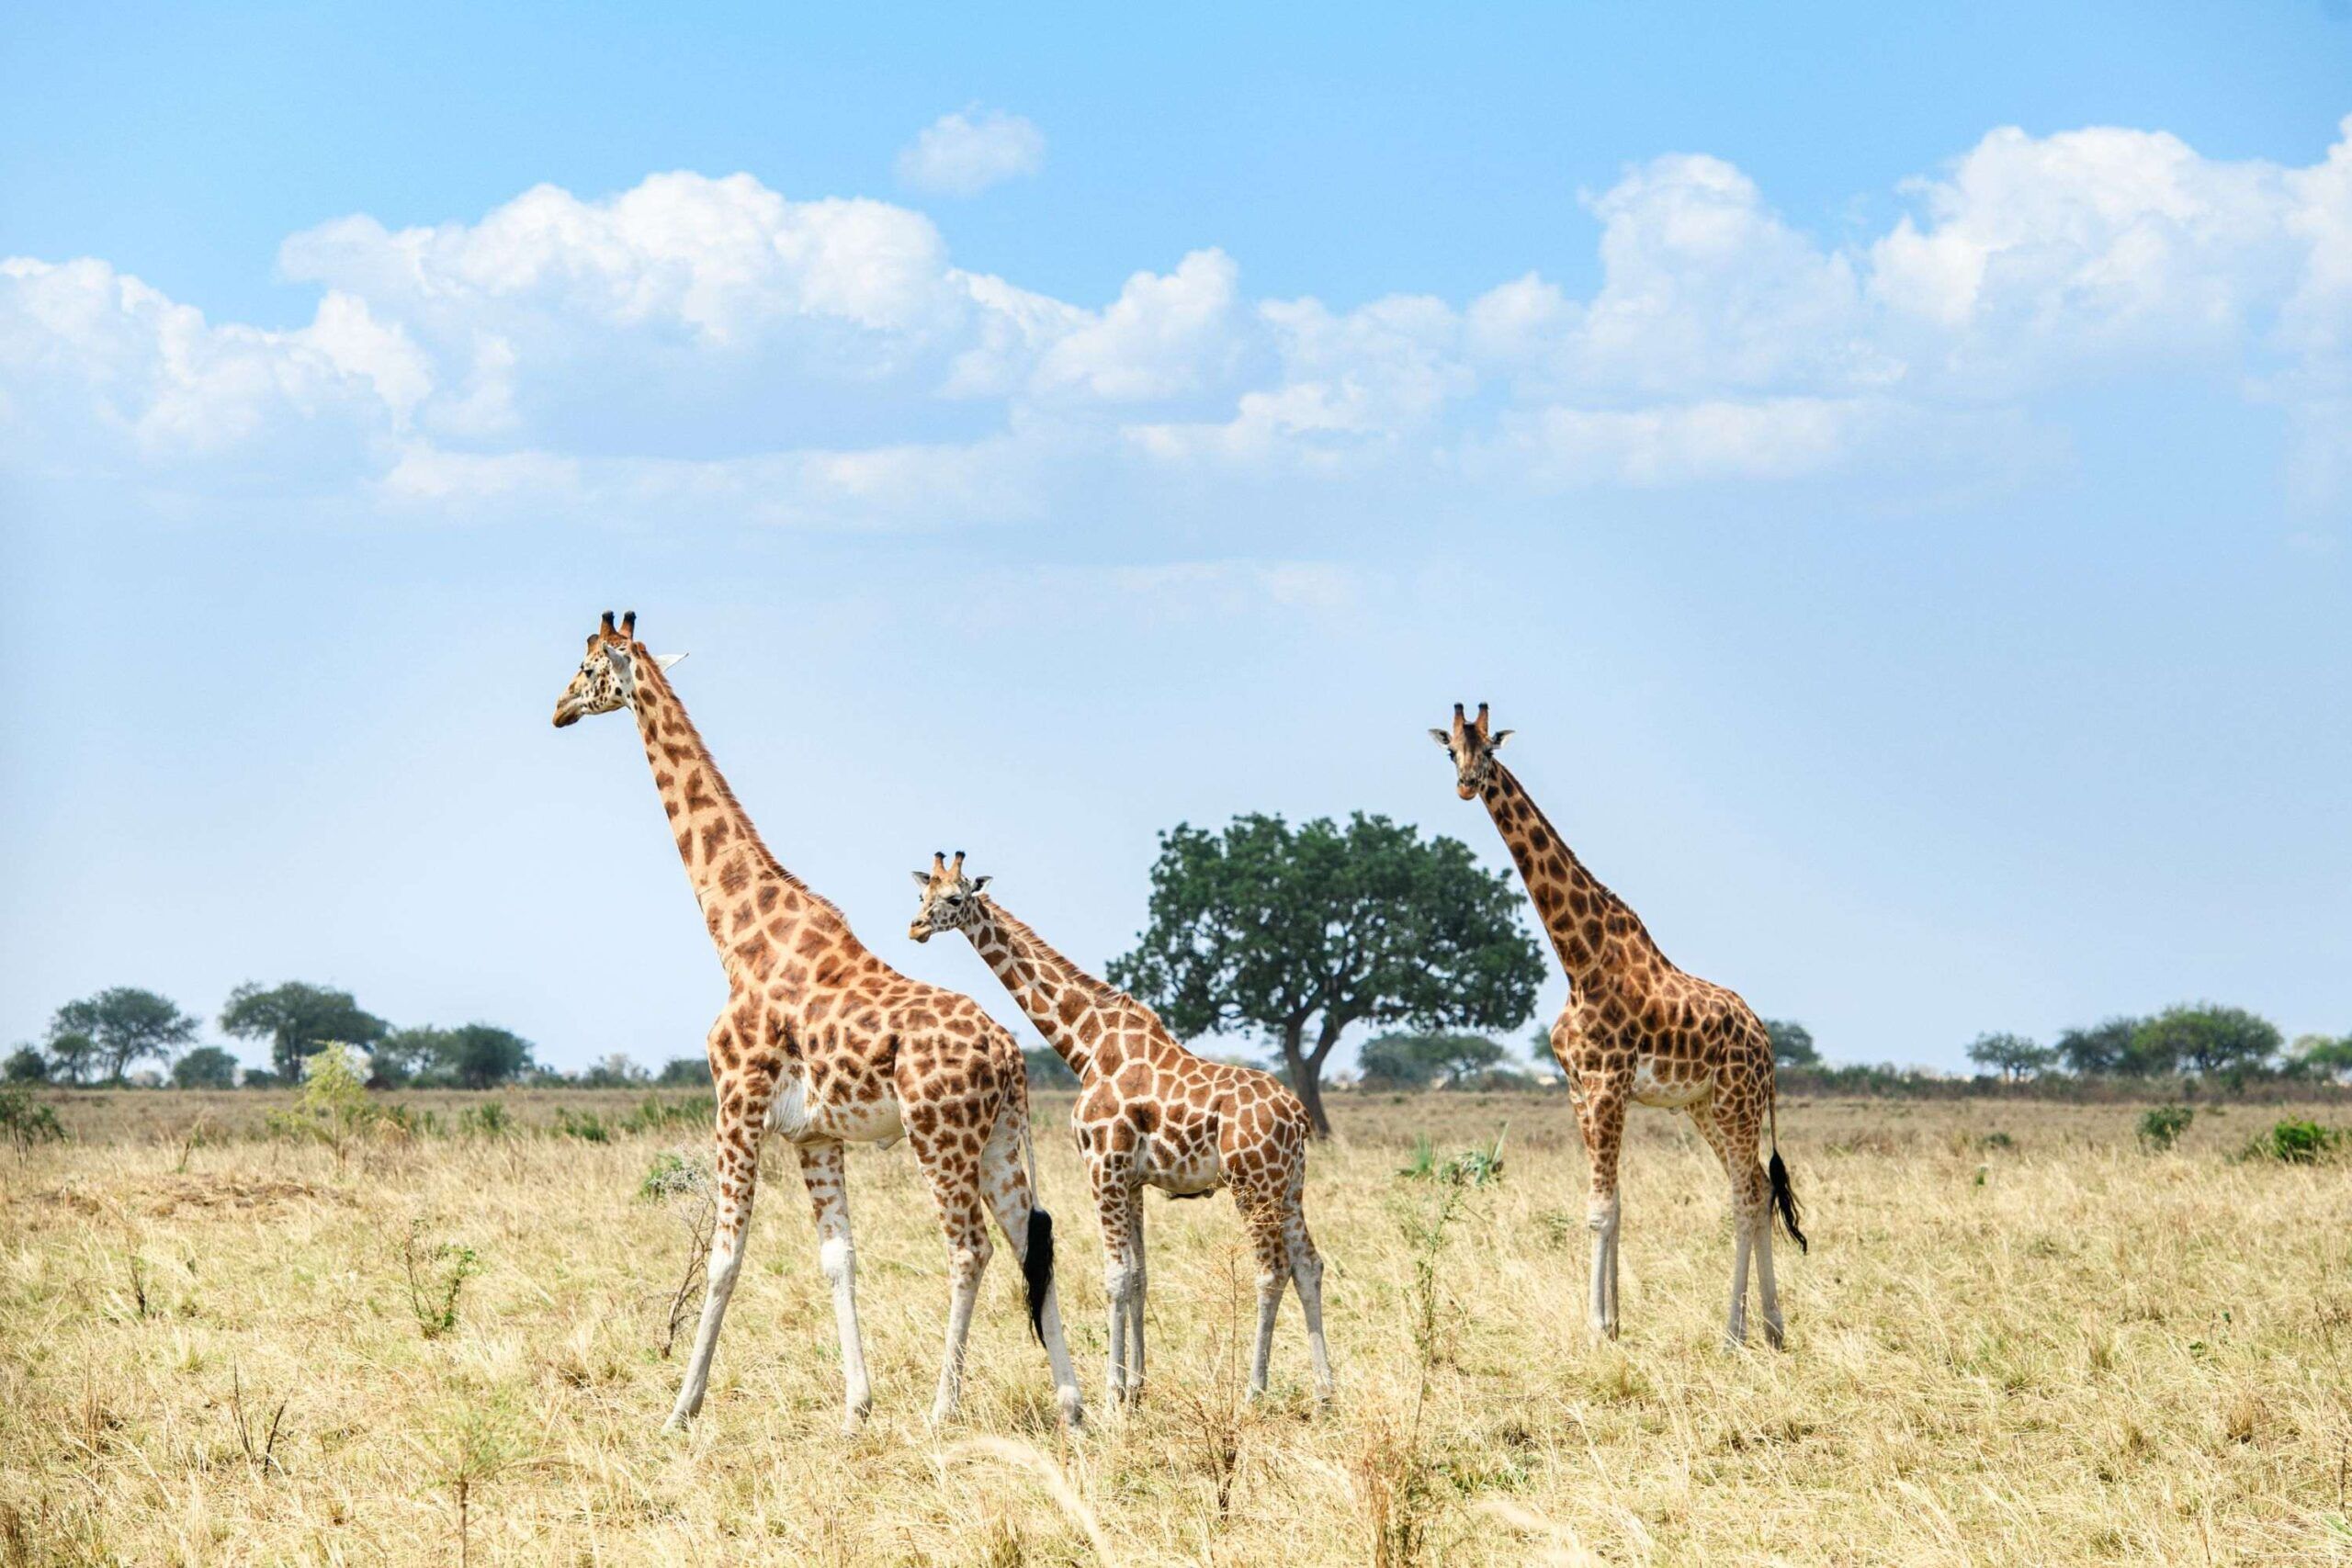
top-left (402, 1220), bottom-right (481, 1340)
top-left (380, 1103), bottom-right (444, 1137)
top-left (0, 1085), bottom-right (66, 1158)
top-left (459, 1100), bottom-right (510, 1138)
top-left (266, 1044), bottom-right (377, 1169)
top-left (553, 1109), bottom-right (610, 1144)
top-left (638, 1149), bottom-right (708, 1201)
top-left (2137, 1104), bottom-right (2193, 1152)
top-left (619, 1095), bottom-right (704, 1135)
top-left (1396, 1129), bottom-right (1507, 1188)
top-left (2241, 1119), bottom-right (2341, 1164)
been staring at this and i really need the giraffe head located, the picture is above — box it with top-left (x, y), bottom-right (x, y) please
top-left (1430, 701), bottom-right (1514, 799)
top-left (907, 851), bottom-right (991, 943)
top-left (550, 611), bottom-right (682, 728)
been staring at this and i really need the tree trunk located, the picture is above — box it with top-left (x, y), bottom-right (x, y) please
top-left (1280, 1020), bottom-right (1331, 1139)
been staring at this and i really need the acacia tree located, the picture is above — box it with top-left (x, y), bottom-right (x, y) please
top-left (2132, 1003), bottom-right (2280, 1084)
top-left (1108, 812), bottom-right (1543, 1136)
top-left (1763, 1019), bottom-right (1820, 1069)
top-left (219, 982), bottom-right (388, 1079)
top-left (50, 988), bottom-right (199, 1084)
top-left (1966, 1031), bottom-right (2054, 1082)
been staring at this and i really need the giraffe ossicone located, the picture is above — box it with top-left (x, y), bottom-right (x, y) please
top-left (910, 852), bottom-right (1334, 1409)
top-left (1435, 701), bottom-right (1805, 1349)
top-left (551, 612), bottom-right (1084, 1435)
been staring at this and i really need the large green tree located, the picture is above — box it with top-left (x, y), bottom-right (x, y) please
top-left (50, 988), bottom-right (199, 1083)
top-left (1107, 812), bottom-right (1543, 1136)
top-left (2132, 1003), bottom-right (2280, 1084)
top-left (1358, 1032), bottom-right (1507, 1089)
top-left (1762, 1019), bottom-right (1821, 1068)
top-left (2054, 1017), bottom-right (2143, 1076)
top-left (1965, 1031), bottom-right (2054, 1082)
top-left (437, 1024), bottom-right (536, 1089)
top-left (171, 1045), bottom-right (242, 1089)
top-left (219, 982), bottom-right (389, 1079)
top-left (2290, 1032), bottom-right (2352, 1083)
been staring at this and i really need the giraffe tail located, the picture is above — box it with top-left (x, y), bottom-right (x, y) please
top-left (1017, 1117), bottom-right (1056, 1346)
top-left (1766, 1089), bottom-right (1807, 1253)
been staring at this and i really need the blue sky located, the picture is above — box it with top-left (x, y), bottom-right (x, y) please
top-left (4, 2), bottom-right (2348, 1076)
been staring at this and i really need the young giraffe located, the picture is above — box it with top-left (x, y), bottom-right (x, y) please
top-left (551, 613), bottom-right (1083, 1434)
top-left (1431, 703), bottom-right (1806, 1348)
top-left (909, 853), bottom-right (1332, 1408)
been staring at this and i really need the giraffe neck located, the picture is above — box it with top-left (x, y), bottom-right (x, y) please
top-left (962, 899), bottom-right (1127, 1083)
top-left (1478, 762), bottom-right (1663, 994)
top-left (628, 660), bottom-right (841, 971)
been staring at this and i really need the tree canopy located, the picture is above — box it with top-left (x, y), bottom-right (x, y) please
top-left (2131, 1003), bottom-right (2280, 1083)
top-left (1107, 812), bottom-right (1543, 1136)
top-left (170, 1045), bottom-right (242, 1089)
top-left (50, 988), bottom-right (199, 1083)
top-left (219, 982), bottom-right (389, 1078)
top-left (1965, 1031), bottom-right (2055, 1081)
top-left (1358, 1031), bottom-right (1509, 1089)
top-left (1763, 1019), bottom-right (1820, 1069)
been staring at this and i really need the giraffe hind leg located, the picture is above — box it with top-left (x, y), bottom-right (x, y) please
top-left (978, 1110), bottom-right (1084, 1427)
top-left (666, 1055), bottom-right (765, 1430)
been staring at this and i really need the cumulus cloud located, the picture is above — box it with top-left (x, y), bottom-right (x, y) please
top-left (6, 116), bottom-right (2352, 516)
top-left (896, 108), bottom-right (1046, 197)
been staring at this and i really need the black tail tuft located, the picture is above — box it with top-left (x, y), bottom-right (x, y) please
top-left (1022, 1208), bottom-right (1056, 1345)
top-left (1768, 1149), bottom-right (1808, 1254)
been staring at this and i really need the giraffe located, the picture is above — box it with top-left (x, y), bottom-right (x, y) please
top-left (909, 853), bottom-right (1332, 1408)
top-left (551, 613), bottom-right (1083, 1434)
top-left (1430, 703), bottom-right (1806, 1348)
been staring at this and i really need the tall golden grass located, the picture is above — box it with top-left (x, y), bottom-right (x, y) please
top-left (3, 1089), bottom-right (2348, 1564)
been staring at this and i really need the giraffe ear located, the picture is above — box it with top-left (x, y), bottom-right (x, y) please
top-left (910, 869), bottom-right (933, 891)
top-left (1428, 728), bottom-right (1453, 750)
top-left (655, 652), bottom-right (686, 672)
top-left (969, 875), bottom-right (992, 894)
top-left (1489, 728), bottom-right (1514, 750)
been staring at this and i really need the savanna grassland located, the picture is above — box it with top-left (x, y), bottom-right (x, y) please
top-left (4, 1089), bottom-right (2350, 1565)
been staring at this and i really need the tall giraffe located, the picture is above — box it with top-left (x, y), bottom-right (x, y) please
top-left (1431, 703), bottom-right (1805, 1347)
top-left (909, 854), bottom-right (1332, 1408)
top-left (552, 613), bottom-right (1083, 1433)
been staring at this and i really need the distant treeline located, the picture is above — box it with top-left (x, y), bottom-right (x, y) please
top-left (6, 981), bottom-right (708, 1092)
top-left (12, 982), bottom-right (2349, 1101)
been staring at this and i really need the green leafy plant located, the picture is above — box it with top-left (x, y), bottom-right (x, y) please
top-left (266, 1043), bottom-right (379, 1170)
top-left (402, 1220), bottom-right (481, 1340)
top-left (2242, 1118), bottom-right (2341, 1165)
top-left (0, 1084), bottom-right (66, 1159)
top-left (1396, 1128), bottom-right (1507, 1187)
top-left (458, 1100), bottom-right (509, 1137)
top-left (2137, 1104), bottom-right (2194, 1152)
top-left (552, 1108), bottom-right (610, 1143)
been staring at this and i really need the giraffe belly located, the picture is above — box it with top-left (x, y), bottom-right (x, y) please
top-left (1630, 1057), bottom-right (1708, 1109)
top-left (771, 1072), bottom-right (907, 1147)
top-left (1137, 1135), bottom-right (1223, 1197)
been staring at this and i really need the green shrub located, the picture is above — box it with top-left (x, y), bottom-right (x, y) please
top-left (2137, 1104), bottom-right (2193, 1151)
top-left (458, 1100), bottom-right (510, 1137)
top-left (401, 1220), bottom-right (481, 1340)
top-left (2242, 1119), bottom-right (2341, 1164)
top-left (638, 1149), bottom-right (712, 1202)
top-left (266, 1043), bottom-right (378, 1169)
top-left (553, 1108), bottom-right (610, 1144)
top-left (0, 1084), bottom-right (66, 1158)
top-left (619, 1095), bottom-right (705, 1135)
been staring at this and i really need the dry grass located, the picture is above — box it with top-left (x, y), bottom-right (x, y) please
top-left (5, 1089), bottom-right (2351, 1564)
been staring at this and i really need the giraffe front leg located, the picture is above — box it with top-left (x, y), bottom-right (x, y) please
top-left (1091, 1157), bottom-right (1136, 1408)
top-left (666, 1059), bottom-right (764, 1430)
top-left (1576, 1083), bottom-right (1627, 1344)
top-left (795, 1139), bottom-right (872, 1432)
top-left (1124, 1186), bottom-right (1148, 1398)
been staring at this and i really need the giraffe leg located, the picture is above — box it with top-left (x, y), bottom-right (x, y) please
top-left (1091, 1155), bottom-right (1138, 1407)
top-left (910, 1128), bottom-right (992, 1427)
top-left (666, 1064), bottom-right (764, 1430)
top-left (978, 1111), bottom-right (1084, 1428)
top-left (1691, 1100), bottom-right (1772, 1350)
top-left (794, 1139), bottom-right (872, 1432)
top-left (1283, 1179), bottom-right (1334, 1409)
top-left (1575, 1080), bottom-right (1627, 1343)
top-left (1237, 1185), bottom-right (1289, 1400)
top-left (1124, 1185), bottom-right (1148, 1396)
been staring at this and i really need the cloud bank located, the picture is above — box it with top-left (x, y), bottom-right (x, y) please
top-left (6, 118), bottom-right (2352, 523)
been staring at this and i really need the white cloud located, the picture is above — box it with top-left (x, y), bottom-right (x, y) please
top-left (8, 117), bottom-right (2352, 514)
top-left (896, 108), bottom-right (1046, 197)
